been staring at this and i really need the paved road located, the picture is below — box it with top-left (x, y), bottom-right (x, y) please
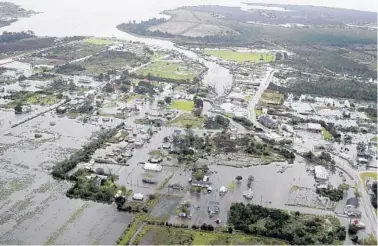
top-left (352, 170), bottom-right (377, 234)
top-left (247, 68), bottom-right (276, 127)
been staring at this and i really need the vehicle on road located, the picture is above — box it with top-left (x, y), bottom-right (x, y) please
top-left (169, 183), bottom-right (184, 190)
top-left (142, 178), bottom-right (157, 184)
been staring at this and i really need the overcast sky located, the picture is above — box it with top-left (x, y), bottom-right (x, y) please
top-left (245, 0), bottom-right (377, 12)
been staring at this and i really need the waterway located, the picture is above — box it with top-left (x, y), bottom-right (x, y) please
top-left (1, 0), bottom-right (241, 95)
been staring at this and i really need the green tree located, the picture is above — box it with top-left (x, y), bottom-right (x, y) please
top-left (14, 102), bottom-right (23, 114)
top-left (164, 96), bottom-right (172, 104)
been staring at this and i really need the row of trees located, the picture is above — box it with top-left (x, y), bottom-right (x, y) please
top-left (66, 170), bottom-right (120, 203)
top-left (55, 63), bottom-right (85, 74)
top-left (0, 31), bottom-right (34, 43)
top-left (229, 203), bottom-right (346, 244)
top-left (52, 124), bottom-right (124, 179)
top-left (316, 184), bottom-right (348, 202)
top-left (287, 77), bottom-right (377, 102)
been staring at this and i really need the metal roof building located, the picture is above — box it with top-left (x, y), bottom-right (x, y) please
top-left (258, 115), bottom-right (277, 129)
top-left (143, 163), bottom-right (163, 172)
top-left (307, 123), bottom-right (322, 132)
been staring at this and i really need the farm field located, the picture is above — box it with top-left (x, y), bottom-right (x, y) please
top-left (204, 49), bottom-right (275, 63)
top-left (83, 38), bottom-right (113, 45)
top-left (360, 172), bottom-right (377, 188)
top-left (135, 61), bottom-right (198, 81)
top-left (134, 225), bottom-right (286, 245)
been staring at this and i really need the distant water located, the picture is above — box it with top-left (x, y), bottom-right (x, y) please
top-left (0, 0), bottom-right (243, 37)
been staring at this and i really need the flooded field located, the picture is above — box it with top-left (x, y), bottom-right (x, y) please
top-left (0, 114), bottom-right (134, 244)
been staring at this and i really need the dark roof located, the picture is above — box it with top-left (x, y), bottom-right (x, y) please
top-left (346, 197), bottom-right (359, 207)
top-left (258, 116), bottom-right (277, 127)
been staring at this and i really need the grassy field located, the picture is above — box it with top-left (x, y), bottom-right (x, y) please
top-left (168, 113), bottom-right (204, 129)
top-left (205, 49), bottom-right (275, 63)
top-left (27, 94), bottom-right (58, 106)
top-left (322, 127), bottom-right (333, 141)
top-left (82, 51), bottom-right (138, 75)
top-left (255, 108), bottom-right (262, 116)
top-left (169, 100), bottom-right (194, 111)
top-left (135, 61), bottom-right (197, 81)
top-left (360, 172), bottom-right (377, 188)
top-left (83, 38), bottom-right (113, 45)
top-left (134, 225), bottom-right (286, 245)
top-left (259, 89), bottom-right (284, 105)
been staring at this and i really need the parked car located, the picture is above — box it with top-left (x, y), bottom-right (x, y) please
top-left (169, 183), bottom-right (184, 190)
top-left (142, 179), bottom-right (157, 184)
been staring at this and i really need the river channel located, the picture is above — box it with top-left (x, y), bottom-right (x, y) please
top-left (0, 0), bottom-right (243, 95)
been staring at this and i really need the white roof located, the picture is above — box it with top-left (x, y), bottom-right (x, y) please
top-left (143, 163), bottom-right (163, 171)
top-left (243, 189), bottom-right (254, 199)
top-left (314, 165), bottom-right (328, 180)
top-left (307, 123), bottom-right (322, 131)
top-left (220, 186), bottom-right (228, 192)
top-left (132, 193), bottom-right (144, 200)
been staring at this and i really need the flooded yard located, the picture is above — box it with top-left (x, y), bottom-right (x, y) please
top-left (0, 113), bottom-right (133, 244)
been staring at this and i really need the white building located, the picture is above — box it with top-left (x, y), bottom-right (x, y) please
top-left (307, 123), bottom-right (322, 132)
top-left (219, 186), bottom-right (228, 195)
top-left (132, 193), bottom-right (144, 201)
top-left (143, 163), bottom-right (163, 172)
top-left (314, 165), bottom-right (329, 182)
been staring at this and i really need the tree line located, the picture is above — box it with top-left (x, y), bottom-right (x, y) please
top-left (0, 31), bottom-right (34, 43)
top-left (228, 203), bottom-right (346, 244)
top-left (52, 124), bottom-right (124, 179)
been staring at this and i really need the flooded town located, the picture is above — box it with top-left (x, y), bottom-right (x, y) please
top-left (0, 0), bottom-right (377, 245)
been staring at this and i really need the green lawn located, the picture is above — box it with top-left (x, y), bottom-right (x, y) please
top-left (169, 100), bottom-right (194, 111)
top-left (135, 61), bottom-right (197, 81)
top-left (360, 172), bottom-right (377, 189)
top-left (83, 38), bottom-right (113, 45)
top-left (255, 108), bottom-right (263, 116)
top-left (322, 127), bottom-right (333, 141)
top-left (134, 225), bottom-right (286, 245)
top-left (260, 89), bottom-right (284, 105)
top-left (204, 49), bottom-right (275, 63)
top-left (168, 113), bottom-right (204, 129)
